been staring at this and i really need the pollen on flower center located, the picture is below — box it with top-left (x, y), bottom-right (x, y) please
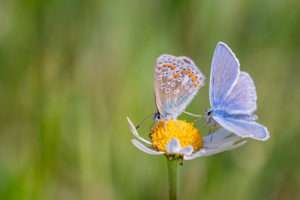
top-left (150, 119), bottom-right (203, 153)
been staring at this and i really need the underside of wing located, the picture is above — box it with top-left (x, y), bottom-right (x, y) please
top-left (218, 72), bottom-right (257, 114)
top-left (210, 42), bottom-right (240, 107)
top-left (213, 113), bottom-right (269, 141)
top-left (154, 54), bottom-right (205, 119)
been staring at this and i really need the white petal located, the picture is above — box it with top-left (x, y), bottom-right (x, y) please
top-left (201, 140), bottom-right (247, 157)
top-left (127, 117), bottom-right (152, 145)
top-left (203, 136), bottom-right (241, 149)
top-left (131, 139), bottom-right (165, 155)
top-left (166, 138), bottom-right (194, 155)
top-left (183, 149), bottom-right (208, 160)
top-left (179, 146), bottom-right (194, 155)
top-left (184, 140), bottom-right (247, 160)
top-left (203, 128), bottom-right (231, 144)
top-left (165, 138), bottom-right (181, 153)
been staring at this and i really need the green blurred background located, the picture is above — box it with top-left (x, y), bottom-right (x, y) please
top-left (1, 0), bottom-right (300, 199)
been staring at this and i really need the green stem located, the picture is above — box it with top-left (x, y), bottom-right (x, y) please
top-left (166, 156), bottom-right (178, 200)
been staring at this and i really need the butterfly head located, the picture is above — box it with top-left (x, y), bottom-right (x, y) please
top-left (154, 111), bottom-right (173, 122)
top-left (205, 107), bottom-right (215, 121)
top-left (154, 112), bottom-right (161, 121)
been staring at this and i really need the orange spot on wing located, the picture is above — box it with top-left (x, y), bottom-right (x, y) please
top-left (189, 73), bottom-right (194, 77)
top-left (171, 65), bottom-right (176, 69)
top-left (163, 64), bottom-right (167, 67)
top-left (181, 70), bottom-right (185, 74)
top-left (212, 77), bottom-right (215, 85)
top-left (167, 64), bottom-right (172, 68)
top-left (168, 78), bottom-right (172, 82)
top-left (194, 83), bottom-right (200, 87)
top-left (173, 73), bottom-right (179, 78)
top-left (192, 77), bottom-right (197, 82)
top-left (158, 66), bottom-right (162, 70)
top-left (186, 71), bottom-right (191, 74)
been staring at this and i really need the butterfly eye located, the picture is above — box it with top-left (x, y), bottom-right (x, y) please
top-left (207, 110), bottom-right (213, 116)
top-left (157, 114), bottom-right (161, 120)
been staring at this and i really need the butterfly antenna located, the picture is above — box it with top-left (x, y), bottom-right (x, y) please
top-left (183, 111), bottom-right (202, 118)
top-left (135, 113), bottom-right (156, 129)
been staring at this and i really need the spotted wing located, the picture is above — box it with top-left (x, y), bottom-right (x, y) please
top-left (154, 54), bottom-right (205, 120)
top-left (216, 72), bottom-right (257, 114)
top-left (210, 42), bottom-right (240, 107)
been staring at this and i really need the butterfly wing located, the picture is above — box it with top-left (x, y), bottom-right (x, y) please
top-left (213, 112), bottom-right (269, 140)
top-left (154, 54), bottom-right (205, 119)
top-left (210, 42), bottom-right (240, 107)
top-left (217, 72), bottom-right (257, 114)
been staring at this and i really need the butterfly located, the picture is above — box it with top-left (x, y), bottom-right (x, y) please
top-left (154, 54), bottom-right (205, 122)
top-left (206, 42), bottom-right (269, 140)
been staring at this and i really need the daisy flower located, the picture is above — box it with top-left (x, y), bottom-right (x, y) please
top-left (127, 117), bottom-right (246, 161)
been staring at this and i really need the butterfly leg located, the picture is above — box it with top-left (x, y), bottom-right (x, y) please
top-left (165, 120), bottom-right (168, 137)
top-left (209, 123), bottom-right (217, 143)
top-left (198, 113), bottom-right (213, 129)
top-left (148, 118), bottom-right (157, 138)
top-left (193, 116), bottom-right (205, 124)
top-left (153, 119), bottom-right (159, 134)
top-left (174, 119), bottom-right (184, 133)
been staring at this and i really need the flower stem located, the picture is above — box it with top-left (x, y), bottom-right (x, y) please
top-left (166, 156), bottom-right (178, 200)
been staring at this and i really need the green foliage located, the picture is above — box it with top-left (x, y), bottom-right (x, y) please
top-left (0, 0), bottom-right (300, 199)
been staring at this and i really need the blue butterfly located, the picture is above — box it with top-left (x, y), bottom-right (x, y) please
top-left (206, 42), bottom-right (269, 140)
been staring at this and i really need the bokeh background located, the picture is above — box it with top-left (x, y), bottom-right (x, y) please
top-left (1, 0), bottom-right (300, 199)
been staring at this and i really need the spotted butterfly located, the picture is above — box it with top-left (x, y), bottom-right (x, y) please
top-left (154, 54), bottom-right (205, 122)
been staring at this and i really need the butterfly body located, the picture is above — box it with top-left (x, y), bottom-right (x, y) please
top-left (154, 54), bottom-right (205, 121)
top-left (206, 42), bottom-right (269, 140)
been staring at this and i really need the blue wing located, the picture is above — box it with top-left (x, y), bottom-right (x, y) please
top-left (213, 113), bottom-right (269, 141)
top-left (218, 72), bottom-right (257, 114)
top-left (210, 42), bottom-right (240, 107)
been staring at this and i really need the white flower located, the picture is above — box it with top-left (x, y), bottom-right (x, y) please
top-left (127, 117), bottom-right (246, 160)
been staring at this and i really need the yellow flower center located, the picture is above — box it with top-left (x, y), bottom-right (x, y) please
top-left (150, 119), bottom-right (203, 153)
